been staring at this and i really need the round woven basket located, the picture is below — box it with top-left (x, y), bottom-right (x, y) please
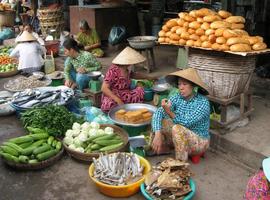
top-left (1, 146), bottom-right (64, 170)
top-left (188, 48), bottom-right (256, 98)
top-left (64, 124), bottom-right (129, 162)
top-left (37, 7), bottom-right (63, 19)
top-left (0, 69), bottom-right (18, 78)
top-left (40, 21), bottom-right (65, 38)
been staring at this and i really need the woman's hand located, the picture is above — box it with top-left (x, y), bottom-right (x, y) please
top-left (151, 131), bottom-right (163, 154)
top-left (65, 80), bottom-right (74, 88)
top-left (77, 67), bottom-right (87, 74)
top-left (161, 99), bottom-right (171, 113)
top-left (115, 98), bottom-right (124, 105)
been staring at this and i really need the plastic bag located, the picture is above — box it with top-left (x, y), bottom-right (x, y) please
top-left (0, 28), bottom-right (15, 44)
top-left (108, 26), bottom-right (126, 45)
top-left (82, 106), bottom-right (114, 124)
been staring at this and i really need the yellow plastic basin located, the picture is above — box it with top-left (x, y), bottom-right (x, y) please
top-left (89, 155), bottom-right (151, 198)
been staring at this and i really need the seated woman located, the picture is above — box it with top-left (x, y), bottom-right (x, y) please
top-left (150, 68), bottom-right (210, 162)
top-left (244, 157), bottom-right (270, 199)
top-left (63, 38), bottom-right (101, 90)
top-left (10, 31), bottom-right (46, 74)
top-left (76, 20), bottom-right (104, 58)
top-left (15, 23), bottom-right (45, 46)
top-left (101, 46), bottom-right (154, 113)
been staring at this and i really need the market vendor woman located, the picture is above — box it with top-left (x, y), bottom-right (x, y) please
top-left (63, 38), bottom-right (101, 90)
top-left (76, 20), bottom-right (104, 58)
top-left (101, 47), bottom-right (154, 113)
top-left (151, 68), bottom-right (210, 162)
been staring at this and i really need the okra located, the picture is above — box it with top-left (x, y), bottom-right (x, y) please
top-left (94, 139), bottom-right (123, 146)
top-left (90, 144), bottom-right (102, 150)
top-left (99, 142), bottom-right (123, 152)
top-left (85, 133), bottom-right (108, 143)
top-left (93, 134), bottom-right (116, 142)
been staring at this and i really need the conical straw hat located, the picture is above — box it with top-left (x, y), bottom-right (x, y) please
top-left (112, 47), bottom-right (146, 65)
top-left (17, 31), bottom-right (37, 42)
top-left (166, 68), bottom-right (210, 95)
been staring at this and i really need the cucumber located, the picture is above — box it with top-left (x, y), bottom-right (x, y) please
top-left (9, 135), bottom-right (34, 144)
top-left (28, 139), bottom-right (46, 148)
top-left (19, 141), bottom-right (33, 149)
top-left (51, 140), bottom-right (57, 148)
top-left (18, 155), bottom-right (29, 163)
top-left (99, 142), bottom-right (123, 152)
top-left (29, 133), bottom-right (49, 140)
top-left (94, 139), bottom-right (123, 146)
top-left (90, 144), bottom-right (102, 150)
top-left (93, 134), bottom-right (116, 143)
top-left (36, 149), bottom-right (59, 161)
top-left (2, 142), bottom-right (24, 153)
top-left (29, 159), bottom-right (39, 164)
top-left (0, 145), bottom-right (19, 156)
top-left (33, 144), bottom-right (51, 155)
top-left (21, 146), bottom-right (38, 156)
top-left (0, 152), bottom-right (19, 163)
top-left (47, 136), bottom-right (54, 145)
top-left (86, 149), bottom-right (92, 153)
top-left (55, 142), bottom-right (62, 151)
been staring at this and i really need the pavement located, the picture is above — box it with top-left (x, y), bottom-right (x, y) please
top-left (0, 43), bottom-right (269, 199)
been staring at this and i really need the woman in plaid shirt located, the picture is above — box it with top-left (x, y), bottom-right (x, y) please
top-left (151, 68), bottom-right (210, 162)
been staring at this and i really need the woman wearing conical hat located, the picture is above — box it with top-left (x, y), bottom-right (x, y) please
top-left (101, 47), bottom-right (155, 113)
top-left (150, 68), bottom-right (211, 163)
top-left (10, 31), bottom-right (46, 74)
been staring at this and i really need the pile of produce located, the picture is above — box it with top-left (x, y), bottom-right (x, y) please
top-left (4, 76), bottom-right (51, 91)
top-left (21, 105), bottom-right (83, 137)
top-left (0, 46), bottom-right (13, 55)
top-left (145, 158), bottom-right (192, 199)
top-left (0, 3), bottom-right (12, 11)
top-left (93, 152), bottom-right (144, 185)
top-left (63, 122), bottom-right (124, 153)
top-left (0, 130), bottom-right (62, 164)
top-left (11, 87), bottom-right (74, 108)
top-left (0, 55), bottom-right (17, 73)
top-left (158, 8), bottom-right (267, 52)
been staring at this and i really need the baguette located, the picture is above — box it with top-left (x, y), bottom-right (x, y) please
top-left (225, 16), bottom-right (245, 24)
top-left (218, 10), bottom-right (232, 19)
top-left (210, 21), bottom-right (231, 29)
top-left (252, 42), bottom-right (267, 51)
top-left (201, 41), bottom-right (212, 48)
top-left (158, 30), bottom-right (166, 37)
top-left (226, 37), bottom-right (250, 46)
top-left (230, 43), bottom-right (251, 52)
top-left (231, 23), bottom-right (245, 29)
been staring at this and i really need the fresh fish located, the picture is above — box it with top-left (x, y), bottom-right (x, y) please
top-left (20, 100), bottom-right (41, 108)
top-left (36, 91), bottom-right (54, 100)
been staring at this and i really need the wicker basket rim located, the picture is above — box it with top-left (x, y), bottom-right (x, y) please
top-left (0, 69), bottom-right (18, 78)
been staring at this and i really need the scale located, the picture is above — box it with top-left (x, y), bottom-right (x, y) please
top-left (152, 83), bottom-right (171, 106)
top-left (87, 71), bottom-right (102, 92)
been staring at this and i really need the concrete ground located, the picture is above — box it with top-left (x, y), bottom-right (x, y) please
top-left (0, 43), bottom-right (269, 199)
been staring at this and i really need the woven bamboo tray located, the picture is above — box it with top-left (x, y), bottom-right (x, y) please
top-left (0, 69), bottom-right (18, 78)
top-left (64, 124), bottom-right (129, 162)
top-left (188, 48), bottom-right (256, 98)
top-left (1, 146), bottom-right (64, 170)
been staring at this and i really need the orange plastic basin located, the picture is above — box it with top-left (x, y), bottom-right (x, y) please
top-left (89, 155), bottom-right (151, 198)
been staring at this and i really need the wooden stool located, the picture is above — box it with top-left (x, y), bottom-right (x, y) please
top-left (138, 47), bottom-right (156, 73)
top-left (83, 89), bottom-right (102, 107)
top-left (208, 91), bottom-right (254, 129)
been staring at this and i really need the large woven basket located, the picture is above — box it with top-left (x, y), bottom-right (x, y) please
top-left (1, 145), bottom-right (64, 170)
top-left (40, 21), bottom-right (64, 38)
top-left (64, 124), bottom-right (129, 162)
top-left (0, 11), bottom-right (15, 28)
top-left (188, 48), bottom-right (256, 98)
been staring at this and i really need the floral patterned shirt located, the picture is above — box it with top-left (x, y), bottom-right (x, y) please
top-left (64, 50), bottom-right (101, 80)
top-left (151, 93), bottom-right (210, 139)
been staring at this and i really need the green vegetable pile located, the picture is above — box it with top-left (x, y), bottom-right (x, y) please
top-left (0, 128), bottom-right (62, 164)
top-left (21, 105), bottom-right (84, 137)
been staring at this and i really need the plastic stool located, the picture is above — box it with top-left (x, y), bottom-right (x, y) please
top-left (190, 152), bottom-right (205, 164)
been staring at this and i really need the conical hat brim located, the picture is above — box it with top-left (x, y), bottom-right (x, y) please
top-left (112, 46), bottom-right (146, 65)
top-left (17, 31), bottom-right (37, 42)
top-left (165, 68), bottom-right (210, 95)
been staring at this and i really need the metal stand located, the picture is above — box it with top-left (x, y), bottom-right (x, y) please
top-left (208, 91), bottom-right (254, 128)
top-left (138, 47), bottom-right (156, 73)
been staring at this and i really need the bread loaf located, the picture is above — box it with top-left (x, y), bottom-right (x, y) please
top-left (171, 26), bottom-right (181, 33)
top-left (203, 15), bottom-right (221, 22)
top-left (197, 17), bottom-right (204, 23)
top-left (196, 8), bottom-right (216, 17)
top-left (223, 29), bottom-right (240, 38)
top-left (162, 25), bottom-right (169, 32)
top-left (158, 30), bottom-right (166, 37)
top-left (208, 34), bottom-right (217, 43)
top-left (165, 37), bottom-right (170, 43)
top-left (178, 12), bottom-right (188, 19)
top-left (226, 37), bottom-right (250, 46)
top-left (216, 37), bottom-right (227, 44)
top-left (183, 22), bottom-right (190, 28)
top-left (215, 28), bottom-right (226, 37)
top-left (205, 29), bottom-right (215, 36)
top-left (189, 10), bottom-right (197, 18)
top-left (189, 21), bottom-right (201, 29)
top-left (210, 21), bottom-right (231, 29)
top-left (252, 42), bottom-right (267, 51)
top-left (244, 36), bottom-right (261, 45)
top-left (181, 32), bottom-right (190, 40)
top-left (231, 23), bottom-right (245, 29)
top-left (233, 29), bottom-right (248, 36)
top-left (179, 39), bottom-right (187, 45)
top-left (186, 40), bottom-right (194, 46)
top-left (220, 44), bottom-right (230, 51)
top-left (218, 10), bottom-right (232, 19)
top-left (200, 35), bottom-right (208, 42)
top-left (194, 40), bottom-right (202, 47)
top-left (225, 16), bottom-right (245, 24)
top-left (184, 15), bottom-right (195, 22)
top-left (230, 43), bottom-right (251, 52)
top-left (177, 19), bottom-right (185, 26)
top-left (158, 37), bottom-right (165, 43)
top-left (176, 27), bottom-right (187, 35)
top-left (170, 33), bottom-right (180, 40)
top-left (201, 22), bottom-right (210, 30)
top-left (170, 40), bottom-right (179, 45)
top-left (212, 43), bottom-right (221, 51)
top-left (201, 41), bottom-right (212, 48)
top-left (188, 28), bottom-right (196, 34)
top-left (195, 28), bottom-right (205, 36)
top-left (165, 31), bottom-right (172, 37)
top-left (190, 34), bottom-right (200, 41)
top-left (166, 19), bottom-right (178, 28)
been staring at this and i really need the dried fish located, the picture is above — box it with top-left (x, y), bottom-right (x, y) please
top-left (93, 153), bottom-right (144, 186)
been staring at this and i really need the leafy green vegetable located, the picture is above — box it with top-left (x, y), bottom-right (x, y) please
top-left (21, 105), bottom-right (84, 137)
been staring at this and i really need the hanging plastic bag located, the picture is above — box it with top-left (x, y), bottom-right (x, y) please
top-left (108, 26), bottom-right (126, 45)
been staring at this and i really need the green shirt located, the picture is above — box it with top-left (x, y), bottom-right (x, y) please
top-left (64, 51), bottom-right (101, 80)
top-left (77, 29), bottom-right (100, 46)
